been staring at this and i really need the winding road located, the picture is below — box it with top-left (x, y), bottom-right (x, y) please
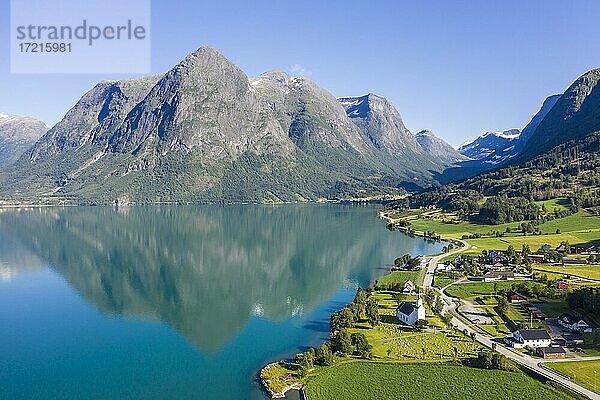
top-left (421, 238), bottom-right (600, 400)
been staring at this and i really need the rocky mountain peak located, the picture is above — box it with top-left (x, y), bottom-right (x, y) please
top-left (415, 129), bottom-right (467, 164)
top-left (0, 112), bottom-right (47, 168)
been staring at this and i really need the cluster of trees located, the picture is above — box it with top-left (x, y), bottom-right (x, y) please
top-left (392, 254), bottom-right (421, 271)
top-left (295, 288), bottom-right (378, 372)
top-left (475, 196), bottom-right (539, 224)
top-left (509, 280), bottom-right (564, 300)
top-left (330, 288), bottom-right (380, 330)
top-left (330, 330), bottom-right (373, 358)
top-left (472, 350), bottom-right (517, 372)
top-left (567, 287), bottom-right (599, 318)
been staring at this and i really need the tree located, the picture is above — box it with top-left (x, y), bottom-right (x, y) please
top-left (365, 297), bottom-right (380, 326)
top-left (351, 332), bottom-right (373, 358)
top-left (432, 295), bottom-right (443, 315)
top-left (295, 348), bottom-right (315, 369)
top-left (330, 329), bottom-right (353, 356)
top-left (315, 344), bottom-right (334, 366)
top-left (470, 332), bottom-right (476, 342)
top-left (352, 287), bottom-right (367, 319)
top-left (330, 307), bottom-right (355, 331)
top-left (497, 295), bottom-right (509, 315)
top-left (441, 313), bottom-right (452, 328)
top-left (506, 245), bottom-right (515, 259)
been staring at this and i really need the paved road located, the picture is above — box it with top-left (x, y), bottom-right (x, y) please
top-left (421, 245), bottom-right (600, 400)
top-left (421, 237), bottom-right (470, 287)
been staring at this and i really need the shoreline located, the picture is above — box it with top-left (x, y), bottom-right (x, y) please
top-left (258, 208), bottom-right (455, 399)
top-left (0, 195), bottom-right (403, 209)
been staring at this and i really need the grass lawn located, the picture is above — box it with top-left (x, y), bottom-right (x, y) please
top-left (433, 271), bottom-right (462, 289)
top-left (375, 270), bottom-right (420, 287)
top-left (445, 281), bottom-right (518, 300)
top-left (466, 234), bottom-right (583, 252)
top-left (406, 216), bottom-right (521, 239)
top-left (537, 198), bottom-right (569, 212)
top-left (538, 212), bottom-right (600, 234)
top-left (546, 360), bottom-right (600, 394)
top-left (304, 362), bottom-right (576, 400)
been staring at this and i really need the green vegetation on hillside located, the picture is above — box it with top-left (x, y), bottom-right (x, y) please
top-left (397, 132), bottom-right (600, 225)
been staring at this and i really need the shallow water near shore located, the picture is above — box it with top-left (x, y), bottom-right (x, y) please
top-left (0, 204), bottom-right (444, 399)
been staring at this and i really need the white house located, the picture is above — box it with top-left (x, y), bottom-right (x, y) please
top-left (396, 295), bottom-right (426, 326)
top-left (512, 329), bottom-right (551, 348)
top-left (402, 280), bottom-right (416, 294)
top-left (558, 314), bottom-right (594, 333)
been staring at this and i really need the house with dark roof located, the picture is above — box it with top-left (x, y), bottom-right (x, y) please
top-left (396, 295), bottom-right (425, 326)
top-left (563, 258), bottom-right (588, 266)
top-left (512, 329), bottom-right (551, 348)
top-left (558, 314), bottom-right (594, 333)
top-left (536, 346), bottom-right (566, 359)
top-left (483, 271), bottom-right (515, 282)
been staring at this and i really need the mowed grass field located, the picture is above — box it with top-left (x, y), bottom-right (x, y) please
top-left (404, 210), bottom-right (600, 253)
top-left (534, 264), bottom-right (600, 281)
top-left (546, 360), bottom-right (600, 394)
top-left (375, 270), bottom-right (420, 287)
top-left (303, 362), bottom-right (575, 400)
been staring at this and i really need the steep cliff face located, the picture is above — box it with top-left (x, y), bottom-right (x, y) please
top-left (339, 94), bottom-right (423, 156)
top-left (518, 69), bottom-right (600, 161)
top-left (28, 76), bottom-right (161, 162)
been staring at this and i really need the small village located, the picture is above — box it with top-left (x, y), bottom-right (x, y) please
top-left (261, 237), bottom-right (600, 400)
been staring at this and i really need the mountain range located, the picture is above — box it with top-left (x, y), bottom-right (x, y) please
top-left (458, 129), bottom-right (521, 166)
top-left (0, 47), bottom-right (598, 205)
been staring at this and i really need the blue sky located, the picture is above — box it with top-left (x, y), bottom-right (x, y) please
top-left (1, 0), bottom-right (598, 146)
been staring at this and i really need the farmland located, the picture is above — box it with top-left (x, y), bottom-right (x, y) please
top-left (546, 360), bottom-right (600, 394)
top-left (534, 264), bottom-right (600, 282)
top-left (303, 362), bottom-right (575, 400)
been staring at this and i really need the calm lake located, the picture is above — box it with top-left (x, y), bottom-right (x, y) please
top-left (0, 204), bottom-right (444, 399)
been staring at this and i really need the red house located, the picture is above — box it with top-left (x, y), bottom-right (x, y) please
top-left (530, 254), bottom-right (545, 264)
top-left (557, 281), bottom-right (569, 290)
top-left (507, 291), bottom-right (526, 303)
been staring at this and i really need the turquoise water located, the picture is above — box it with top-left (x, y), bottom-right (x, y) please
top-left (0, 205), bottom-right (444, 399)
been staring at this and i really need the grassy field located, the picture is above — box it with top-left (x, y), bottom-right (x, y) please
top-left (399, 209), bottom-right (600, 254)
top-left (444, 281), bottom-right (522, 300)
top-left (304, 362), bottom-right (576, 400)
top-left (534, 264), bottom-right (600, 281)
top-left (375, 270), bottom-right (420, 287)
top-left (433, 271), bottom-right (462, 289)
top-left (546, 360), bottom-right (600, 394)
